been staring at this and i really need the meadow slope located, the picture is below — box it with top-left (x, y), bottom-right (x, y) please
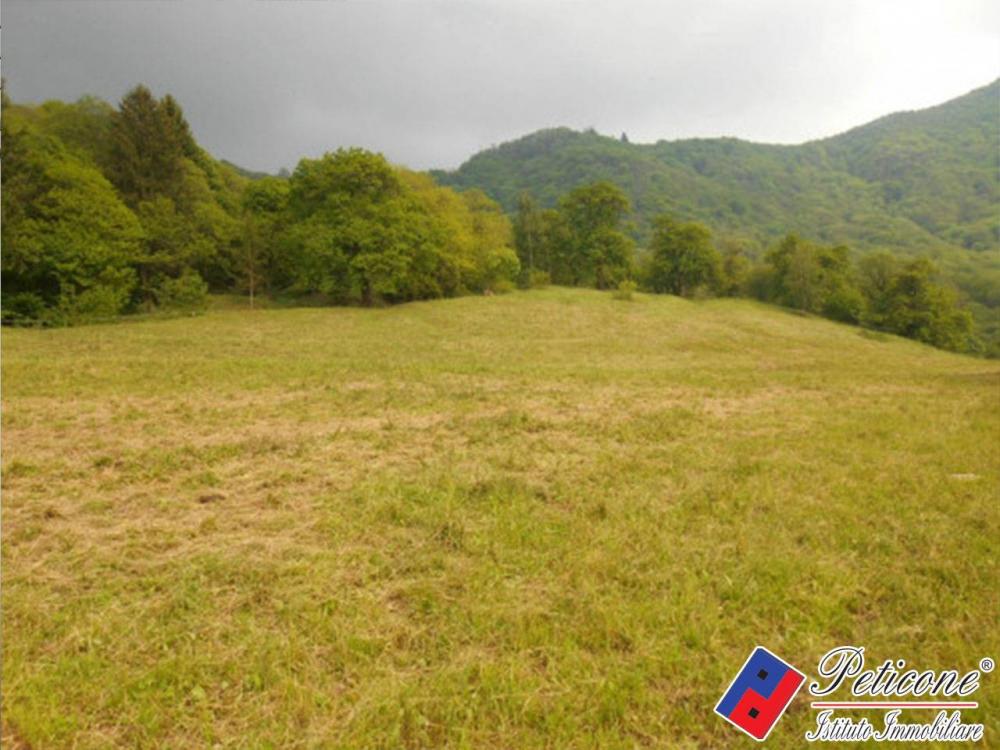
top-left (2, 289), bottom-right (998, 748)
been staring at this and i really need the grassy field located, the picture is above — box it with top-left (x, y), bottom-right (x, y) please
top-left (2, 288), bottom-right (998, 748)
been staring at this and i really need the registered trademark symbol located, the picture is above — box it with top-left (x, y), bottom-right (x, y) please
top-left (980, 658), bottom-right (994, 672)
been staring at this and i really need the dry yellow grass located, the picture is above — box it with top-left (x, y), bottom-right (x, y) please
top-left (2, 288), bottom-right (998, 747)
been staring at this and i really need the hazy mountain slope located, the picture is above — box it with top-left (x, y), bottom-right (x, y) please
top-left (818, 79), bottom-right (999, 251)
top-left (433, 80), bottom-right (1000, 315)
top-left (436, 81), bottom-right (997, 247)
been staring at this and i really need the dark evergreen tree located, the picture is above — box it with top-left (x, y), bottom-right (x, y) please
top-left (108, 85), bottom-right (186, 204)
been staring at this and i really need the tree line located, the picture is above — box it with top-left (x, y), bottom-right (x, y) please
top-left (1, 85), bottom-right (519, 325)
top-left (512, 182), bottom-right (980, 354)
top-left (0, 86), bottom-right (982, 354)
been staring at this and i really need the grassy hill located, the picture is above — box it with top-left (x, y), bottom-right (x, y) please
top-left (3, 289), bottom-right (998, 748)
top-left (433, 80), bottom-right (1000, 331)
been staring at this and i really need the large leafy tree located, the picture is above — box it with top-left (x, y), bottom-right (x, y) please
top-left (285, 149), bottom-right (517, 305)
top-left (2, 114), bottom-right (142, 323)
top-left (560, 180), bottom-right (630, 238)
top-left (881, 259), bottom-right (976, 351)
top-left (857, 252), bottom-right (902, 328)
top-left (287, 149), bottom-right (423, 304)
top-left (646, 216), bottom-right (722, 296)
top-left (548, 181), bottom-right (633, 287)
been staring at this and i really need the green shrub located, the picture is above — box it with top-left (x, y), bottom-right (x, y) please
top-left (689, 284), bottom-right (714, 301)
top-left (57, 286), bottom-right (130, 325)
top-left (528, 269), bottom-right (551, 288)
top-left (490, 279), bottom-right (516, 295)
top-left (823, 285), bottom-right (866, 323)
top-left (612, 279), bottom-right (638, 301)
top-left (1, 292), bottom-right (49, 326)
top-left (155, 269), bottom-right (209, 311)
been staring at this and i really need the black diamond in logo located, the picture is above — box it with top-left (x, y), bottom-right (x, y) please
top-left (757, 669), bottom-right (768, 680)
top-left (748, 707), bottom-right (760, 719)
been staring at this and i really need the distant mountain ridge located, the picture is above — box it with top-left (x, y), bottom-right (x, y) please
top-left (434, 80), bottom-right (1000, 250)
top-left (432, 79), bottom-right (999, 321)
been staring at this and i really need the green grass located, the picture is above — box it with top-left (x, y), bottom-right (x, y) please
top-left (3, 288), bottom-right (998, 748)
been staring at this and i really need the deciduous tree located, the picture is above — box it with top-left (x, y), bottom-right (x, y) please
top-left (646, 216), bottom-right (721, 297)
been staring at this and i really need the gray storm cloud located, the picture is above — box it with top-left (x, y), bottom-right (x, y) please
top-left (3, 0), bottom-right (998, 172)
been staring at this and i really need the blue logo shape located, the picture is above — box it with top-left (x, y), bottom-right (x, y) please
top-left (715, 646), bottom-right (805, 741)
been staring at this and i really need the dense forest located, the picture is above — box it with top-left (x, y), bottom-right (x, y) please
top-left (0, 83), bottom-right (994, 354)
top-left (1, 85), bottom-right (519, 324)
top-left (434, 80), bottom-right (1000, 348)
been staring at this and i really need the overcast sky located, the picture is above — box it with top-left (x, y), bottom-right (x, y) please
top-left (3, 0), bottom-right (998, 172)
